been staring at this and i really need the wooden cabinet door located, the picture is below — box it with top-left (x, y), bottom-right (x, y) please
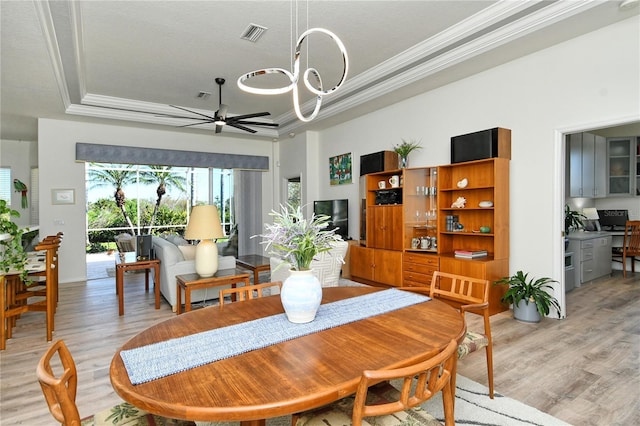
top-left (349, 245), bottom-right (374, 281)
top-left (369, 206), bottom-right (403, 250)
top-left (373, 249), bottom-right (403, 287)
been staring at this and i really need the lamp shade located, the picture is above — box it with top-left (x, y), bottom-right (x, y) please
top-left (185, 205), bottom-right (224, 240)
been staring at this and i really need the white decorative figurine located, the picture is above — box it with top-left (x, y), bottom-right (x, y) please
top-left (456, 178), bottom-right (468, 188)
top-left (451, 196), bottom-right (466, 208)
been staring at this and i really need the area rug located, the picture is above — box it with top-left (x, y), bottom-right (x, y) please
top-left (195, 374), bottom-right (571, 426)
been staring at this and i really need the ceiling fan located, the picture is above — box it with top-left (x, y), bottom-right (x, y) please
top-left (159, 77), bottom-right (279, 134)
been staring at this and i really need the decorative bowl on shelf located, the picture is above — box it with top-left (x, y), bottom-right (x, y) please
top-left (479, 201), bottom-right (493, 208)
top-left (456, 178), bottom-right (468, 188)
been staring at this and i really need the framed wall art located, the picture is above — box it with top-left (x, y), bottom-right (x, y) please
top-left (329, 152), bottom-right (352, 186)
top-left (52, 189), bottom-right (75, 205)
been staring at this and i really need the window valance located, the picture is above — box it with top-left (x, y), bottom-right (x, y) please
top-left (76, 143), bottom-right (269, 170)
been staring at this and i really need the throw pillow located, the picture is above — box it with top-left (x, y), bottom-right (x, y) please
top-left (178, 244), bottom-right (197, 261)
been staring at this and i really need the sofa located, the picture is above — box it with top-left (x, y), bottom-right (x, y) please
top-left (269, 240), bottom-right (349, 294)
top-left (152, 234), bottom-right (236, 312)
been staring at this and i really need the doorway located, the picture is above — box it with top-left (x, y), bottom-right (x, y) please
top-left (556, 117), bottom-right (640, 315)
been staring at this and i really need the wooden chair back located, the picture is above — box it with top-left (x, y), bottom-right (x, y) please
top-left (219, 281), bottom-right (283, 306)
top-left (36, 340), bottom-right (82, 425)
top-left (352, 339), bottom-right (458, 426)
top-left (622, 220), bottom-right (640, 277)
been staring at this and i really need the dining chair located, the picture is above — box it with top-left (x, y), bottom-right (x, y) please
top-left (429, 271), bottom-right (494, 399)
top-left (292, 339), bottom-right (458, 426)
top-left (218, 281), bottom-right (283, 305)
top-left (620, 220), bottom-right (640, 278)
top-left (37, 340), bottom-right (196, 426)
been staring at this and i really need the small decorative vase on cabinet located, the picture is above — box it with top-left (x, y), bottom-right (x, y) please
top-left (280, 270), bottom-right (322, 323)
top-left (399, 156), bottom-right (408, 169)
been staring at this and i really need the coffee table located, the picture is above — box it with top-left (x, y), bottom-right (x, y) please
top-left (175, 269), bottom-right (250, 314)
top-left (114, 252), bottom-right (160, 316)
top-left (236, 254), bottom-right (271, 284)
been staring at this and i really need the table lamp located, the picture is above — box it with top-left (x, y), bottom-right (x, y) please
top-left (582, 207), bottom-right (600, 231)
top-left (184, 205), bottom-right (225, 277)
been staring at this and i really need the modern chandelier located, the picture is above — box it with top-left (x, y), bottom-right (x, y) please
top-left (237, 2), bottom-right (349, 123)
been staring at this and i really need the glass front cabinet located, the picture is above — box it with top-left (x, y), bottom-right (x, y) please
top-left (607, 137), bottom-right (639, 196)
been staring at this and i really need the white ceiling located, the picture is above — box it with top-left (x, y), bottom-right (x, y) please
top-left (2, 0), bottom-right (638, 142)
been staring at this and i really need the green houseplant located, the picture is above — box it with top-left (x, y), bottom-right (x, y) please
top-left (257, 203), bottom-right (342, 271)
top-left (0, 199), bottom-right (29, 282)
top-left (564, 204), bottom-right (585, 235)
top-left (495, 270), bottom-right (561, 322)
top-left (393, 138), bottom-right (422, 168)
top-left (257, 203), bottom-right (343, 323)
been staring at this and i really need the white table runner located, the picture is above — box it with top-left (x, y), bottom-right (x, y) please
top-left (120, 288), bottom-right (430, 385)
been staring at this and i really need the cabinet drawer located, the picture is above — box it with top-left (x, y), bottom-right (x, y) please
top-left (403, 270), bottom-right (433, 285)
top-left (403, 253), bottom-right (439, 267)
top-left (403, 278), bottom-right (432, 288)
top-left (403, 261), bottom-right (437, 275)
top-left (581, 248), bottom-right (594, 261)
top-left (582, 259), bottom-right (596, 282)
top-left (581, 241), bottom-right (594, 249)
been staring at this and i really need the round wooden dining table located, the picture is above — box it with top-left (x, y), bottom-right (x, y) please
top-left (110, 286), bottom-right (466, 425)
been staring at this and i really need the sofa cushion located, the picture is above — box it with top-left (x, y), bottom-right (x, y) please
top-left (178, 244), bottom-right (197, 260)
top-left (162, 233), bottom-right (188, 247)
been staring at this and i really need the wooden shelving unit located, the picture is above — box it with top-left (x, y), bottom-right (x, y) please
top-left (437, 157), bottom-right (510, 314)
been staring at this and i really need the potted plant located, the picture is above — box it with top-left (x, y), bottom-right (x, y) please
top-left (257, 203), bottom-right (343, 323)
top-left (564, 204), bottom-right (585, 235)
top-left (495, 270), bottom-right (561, 323)
top-left (393, 138), bottom-right (422, 168)
top-left (0, 199), bottom-right (30, 282)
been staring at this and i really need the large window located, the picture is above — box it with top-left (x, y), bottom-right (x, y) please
top-left (86, 163), bottom-right (234, 247)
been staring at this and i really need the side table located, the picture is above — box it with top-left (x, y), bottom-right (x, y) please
top-left (114, 252), bottom-right (160, 316)
top-left (176, 269), bottom-right (250, 314)
top-left (235, 254), bottom-right (271, 284)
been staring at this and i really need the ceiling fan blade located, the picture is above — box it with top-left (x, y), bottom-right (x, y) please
top-left (227, 111), bottom-right (270, 121)
top-left (226, 122), bottom-right (258, 133)
top-left (217, 104), bottom-right (228, 119)
top-left (178, 121), bottom-right (214, 128)
top-left (168, 105), bottom-right (217, 121)
top-left (236, 120), bottom-right (279, 128)
top-left (154, 112), bottom-right (214, 121)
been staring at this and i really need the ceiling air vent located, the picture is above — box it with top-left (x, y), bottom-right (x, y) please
top-left (240, 24), bottom-right (268, 42)
top-left (196, 91), bottom-right (211, 99)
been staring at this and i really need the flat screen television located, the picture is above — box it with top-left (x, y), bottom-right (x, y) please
top-left (313, 199), bottom-right (349, 240)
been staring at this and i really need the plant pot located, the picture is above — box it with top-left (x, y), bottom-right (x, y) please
top-left (513, 299), bottom-right (541, 323)
top-left (398, 156), bottom-right (408, 169)
top-left (280, 269), bottom-right (322, 323)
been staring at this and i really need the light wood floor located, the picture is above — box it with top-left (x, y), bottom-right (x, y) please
top-left (1, 270), bottom-right (638, 425)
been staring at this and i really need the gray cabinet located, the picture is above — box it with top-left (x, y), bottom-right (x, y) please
top-left (567, 233), bottom-right (612, 285)
top-left (568, 132), bottom-right (606, 198)
top-left (607, 137), bottom-right (639, 196)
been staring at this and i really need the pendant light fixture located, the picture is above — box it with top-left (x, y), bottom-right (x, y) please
top-left (237, 1), bottom-right (349, 123)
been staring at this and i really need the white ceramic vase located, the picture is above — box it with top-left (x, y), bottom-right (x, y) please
top-left (280, 269), bottom-right (322, 323)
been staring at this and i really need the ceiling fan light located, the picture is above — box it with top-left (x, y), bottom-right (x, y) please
top-left (214, 119), bottom-right (225, 126)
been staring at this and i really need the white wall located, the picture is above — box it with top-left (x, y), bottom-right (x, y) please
top-left (38, 119), bottom-right (274, 283)
top-left (285, 16), bottom-right (639, 312)
top-left (0, 139), bottom-right (38, 226)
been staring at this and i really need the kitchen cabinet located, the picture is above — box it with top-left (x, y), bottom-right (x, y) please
top-left (568, 132), bottom-right (607, 198)
top-left (607, 137), bottom-right (639, 196)
top-left (567, 233), bottom-right (612, 285)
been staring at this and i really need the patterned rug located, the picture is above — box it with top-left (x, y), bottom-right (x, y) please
top-left (195, 374), bottom-right (571, 426)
